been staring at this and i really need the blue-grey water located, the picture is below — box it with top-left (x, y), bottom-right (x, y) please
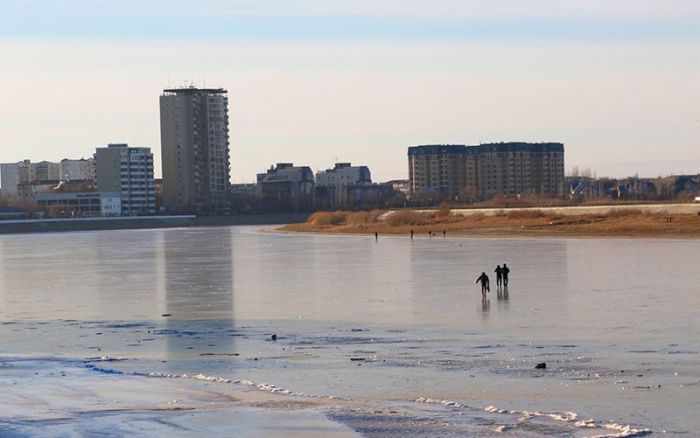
top-left (0, 226), bottom-right (698, 436)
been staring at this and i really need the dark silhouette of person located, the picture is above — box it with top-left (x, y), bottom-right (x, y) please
top-left (495, 265), bottom-right (503, 288)
top-left (502, 263), bottom-right (510, 287)
top-left (475, 272), bottom-right (490, 296)
top-left (410, 229), bottom-right (414, 239)
top-left (375, 232), bottom-right (378, 242)
top-left (428, 230), bottom-right (432, 238)
top-left (443, 230), bottom-right (446, 237)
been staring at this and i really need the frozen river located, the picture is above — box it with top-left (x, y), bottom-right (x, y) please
top-left (0, 226), bottom-right (698, 436)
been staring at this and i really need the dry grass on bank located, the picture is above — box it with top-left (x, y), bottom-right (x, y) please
top-left (281, 208), bottom-right (700, 238)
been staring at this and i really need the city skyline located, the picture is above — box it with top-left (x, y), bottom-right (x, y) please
top-left (1, 0), bottom-right (699, 182)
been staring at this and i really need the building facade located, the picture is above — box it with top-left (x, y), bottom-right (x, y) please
top-left (94, 144), bottom-right (155, 216)
top-left (16, 181), bottom-right (59, 199)
top-left (408, 142), bottom-right (565, 201)
top-left (408, 145), bottom-right (475, 200)
top-left (160, 87), bottom-right (231, 214)
top-left (60, 158), bottom-right (95, 181)
top-left (314, 163), bottom-right (373, 210)
top-left (1, 160), bottom-right (46, 195)
top-left (315, 163), bottom-right (371, 187)
top-left (0, 162), bottom-right (22, 195)
top-left (35, 192), bottom-right (121, 218)
top-left (257, 163), bottom-right (314, 212)
top-left (34, 161), bottom-right (61, 181)
top-left (1, 159), bottom-right (93, 195)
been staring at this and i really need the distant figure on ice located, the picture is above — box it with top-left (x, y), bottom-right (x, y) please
top-left (410, 229), bottom-right (414, 239)
top-left (443, 230), bottom-right (446, 237)
top-left (475, 272), bottom-right (490, 296)
top-left (428, 230), bottom-right (432, 238)
top-left (375, 232), bottom-right (378, 242)
top-left (494, 265), bottom-right (503, 288)
top-left (502, 263), bottom-right (510, 287)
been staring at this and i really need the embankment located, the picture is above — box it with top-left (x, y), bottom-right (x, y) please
top-left (279, 204), bottom-right (700, 238)
top-left (0, 213), bottom-right (310, 235)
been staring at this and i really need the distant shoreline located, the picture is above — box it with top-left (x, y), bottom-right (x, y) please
top-left (277, 205), bottom-right (700, 239)
top-left (0, 213), bottom-right (310, 235)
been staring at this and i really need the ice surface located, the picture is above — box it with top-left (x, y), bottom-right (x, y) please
top-left (0, 227), bottom-right (698, 435)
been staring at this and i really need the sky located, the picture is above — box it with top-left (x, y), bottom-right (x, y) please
top-left (1, 0), bottom-right (699, 182)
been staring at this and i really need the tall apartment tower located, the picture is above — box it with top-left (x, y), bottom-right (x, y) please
top-left (159, 87), bottom-right (231, 214)
top-left (94, 144), bottom-right (156, 216)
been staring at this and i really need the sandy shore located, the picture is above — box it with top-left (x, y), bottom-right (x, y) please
top-left (278, 206), bottom-right (700, 239)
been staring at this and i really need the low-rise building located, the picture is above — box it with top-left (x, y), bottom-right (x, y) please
top-left (386, 179), bottom-right (410, 196)
top-left (315, 163), bottom-right (371, 187)
top-left (314, 163), bottom-right (372, 209)
top-left (257, 163), bottom-right (314, 212)
top-left (16, 181), bottom-right (60, 198)
top-left (35, 192), bottom-right (121, 218)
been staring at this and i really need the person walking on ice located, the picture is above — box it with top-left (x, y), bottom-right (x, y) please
top-left (494, 265), bottom-right (503, 288)
top-left (475, 272), bottom-right (490, 297)
top-left (502, 263), bottom-right (510, 287)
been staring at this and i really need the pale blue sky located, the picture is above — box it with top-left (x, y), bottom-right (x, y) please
top-left (1, 0), bottom-right (699, 181)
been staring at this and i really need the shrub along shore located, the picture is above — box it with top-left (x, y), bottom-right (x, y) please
top-left (278, 206), bottom-right (700, 238)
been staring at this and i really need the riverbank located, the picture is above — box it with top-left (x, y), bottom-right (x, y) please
top-left (278, 205), bottom-right (700, 238)
top-left (0, 213), bottom-right (310, 235)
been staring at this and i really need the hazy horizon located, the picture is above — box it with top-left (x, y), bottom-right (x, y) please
top-left (1, 0), bottom-right (699, 182)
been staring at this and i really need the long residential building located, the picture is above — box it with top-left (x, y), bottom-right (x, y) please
top-left (35, 192), bottom-right (122, 217)
top-left (159, 87), bottom-right (231, 214)
top-left (408, 142), bottom-right (565, 200)
top-left (94, 144), bottom-right (155, 216)
top-left (1, 160), bottom-right (59, 195)
top-left (1, 158), bottom-right (95, 195)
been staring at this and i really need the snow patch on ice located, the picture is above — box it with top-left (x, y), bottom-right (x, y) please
top-left (415, 398), bottom-right (651, 437)
top-left (84, 363), bottom-right (342, 400)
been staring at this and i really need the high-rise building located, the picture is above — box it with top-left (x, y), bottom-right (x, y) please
top-left (159, 87), bottom-right (231, 214)
top-left (408, 142), bottom-right (565, 201)
top-left (94, 144), bottom-right (155, 216)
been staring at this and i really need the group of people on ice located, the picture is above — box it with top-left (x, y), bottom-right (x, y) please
top-left (475, 264), bottom-right (510, 296)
